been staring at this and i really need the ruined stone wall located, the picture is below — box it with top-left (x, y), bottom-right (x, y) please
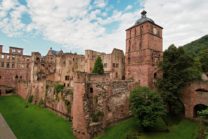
top-left (72, 72), bottom-right (138, 139)
top-left (182, 81), bottom-right (208, 118)
top-left (30, 80), bottom-right (46, 103)
top-left (54, 53), bottom-right (85, 87)
top-left (0, 46), bottom-right (31, 89)
top-left (0, 69), bottom-right (30, 88)
top-left (45, 81), bottom-right (73, 117)
top-left (16, 82), bottom-right (31, 99)
top-left (85, 49), bottom-right (125, 80)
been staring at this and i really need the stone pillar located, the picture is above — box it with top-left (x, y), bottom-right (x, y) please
top-left (72, 72), bottom-right (91, 139)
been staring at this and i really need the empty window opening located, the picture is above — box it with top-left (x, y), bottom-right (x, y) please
top-left (6, 63), bottom-right (10, 68)
top-left (65, 76), bottom-right (70, 81)
top-left (90, 87), bottom-right (93, 93)
top-left (15, 75), bottom-right (18, 79)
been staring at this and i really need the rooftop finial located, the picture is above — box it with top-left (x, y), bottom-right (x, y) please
top-left (141, 10), bottom-right (147, 18)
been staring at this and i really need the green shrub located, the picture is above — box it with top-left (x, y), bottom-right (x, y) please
top-left (130, 86), bottom-right (166, 130)
top-left (55, 84), bottom-right (64, 93)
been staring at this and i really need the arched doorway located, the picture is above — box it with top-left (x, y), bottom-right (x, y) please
top-left (193, 104), bottom-right (207, 118)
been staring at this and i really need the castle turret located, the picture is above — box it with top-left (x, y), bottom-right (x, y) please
top-left (125, 10), bottom-right (163, 87)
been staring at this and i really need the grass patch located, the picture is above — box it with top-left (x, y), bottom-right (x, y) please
top-left (94, 118), bottom-right (137, 139)
top-left (0, 95), bottom-right (75, 139)
top-left (95, 117), bottom-right (199, 139)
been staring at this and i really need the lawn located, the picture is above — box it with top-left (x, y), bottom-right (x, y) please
top-left (0, 95), bottom-right (75, 139)
top-left (95, 117), bottom-right (199, 139)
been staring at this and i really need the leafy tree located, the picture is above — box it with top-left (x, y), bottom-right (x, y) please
top-left (157, 45), bottom-right (201, 115)
top-left (129, 86), bottom-right (166, 129)
top-left (92, 56), bottom-right (104, 74)
top-left (199, 49), bottom-right (208, 73)
top-left (198, 108), bottom-right (208, 118)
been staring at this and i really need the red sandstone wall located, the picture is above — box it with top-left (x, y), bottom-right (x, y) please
top-left (72, 82), bottom-right (91, 139)
top-left (16, 82), bottom-right (30, 99)
top-left (182, 81), bottom-right (208, 118)
top-left (0, 68), bottom-right (30, 88)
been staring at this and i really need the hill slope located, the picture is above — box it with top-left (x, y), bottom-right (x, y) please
top-left (183, 35), bottom-right (208, 57)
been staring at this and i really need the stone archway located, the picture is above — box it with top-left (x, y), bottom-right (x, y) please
top-left (182, 81), bottom-right (208, 119)
top-left (193, 104), bottom-right (207, 118)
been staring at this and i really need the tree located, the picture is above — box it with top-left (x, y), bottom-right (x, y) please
top-left (199, 49), bottom-right (208, 73)
top-left (92, 56), bottom-right (104, 74)
top-left (157, 45), bottom-right (201, 115)
top-left (129, 86), bottom-right (166, 129)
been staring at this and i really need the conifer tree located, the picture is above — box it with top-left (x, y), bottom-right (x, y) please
top-left (92, 56), bottom-right (104, 74)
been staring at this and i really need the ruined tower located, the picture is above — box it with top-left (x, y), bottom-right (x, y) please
top-left (125, 10), bottom-right (163, 87)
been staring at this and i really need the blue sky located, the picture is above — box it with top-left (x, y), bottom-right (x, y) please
top-left (0, 0), bottom-right (208, 55)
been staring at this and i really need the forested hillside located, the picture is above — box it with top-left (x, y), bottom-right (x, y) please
top-left (183, 35), bottom-right (208, 57)
top-left (182, 35), bottom-right (208, 73)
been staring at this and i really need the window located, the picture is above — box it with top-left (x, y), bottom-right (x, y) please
top-left (15, 75), bottom-right (18, 79)
top-left (6, 63), bottom-right (10, 68)
top-left (12, 56), bottom-right (15, 60)
top-left (113, 63), bottom-right (116, 67)
top-left (1, 55), bottom-right (4, 59)
top-left (90, 87), bottom-right (93, 93)
top-left (12, 63), bottom-right (15, 68)
top-left (1, 62), bottom-right (4, 67)
top-left (0, 76), bottom-right (1, 79)
top-left (65, 76), bottom-right (70, 81)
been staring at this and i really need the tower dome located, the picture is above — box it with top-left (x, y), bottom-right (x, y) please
top-left (135, 10), bottom-right (154, 25)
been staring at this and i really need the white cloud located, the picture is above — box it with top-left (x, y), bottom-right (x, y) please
top-left (94, 0), bottom-right (107, 8)
top-left (0, 0), bottom-right (139, 53)
top-left (144, 0), bottom-right (208, 49)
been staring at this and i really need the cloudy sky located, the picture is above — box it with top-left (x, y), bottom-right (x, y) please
top-left (0, 0), bottom-right (208, 55)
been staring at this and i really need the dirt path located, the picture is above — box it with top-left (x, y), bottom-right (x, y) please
top-left (0, 113), bottom-right (17, 139)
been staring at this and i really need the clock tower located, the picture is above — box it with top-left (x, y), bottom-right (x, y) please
top-left (125, 10), bottom-right (163, 87)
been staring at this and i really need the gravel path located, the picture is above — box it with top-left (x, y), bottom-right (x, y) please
top-left (0, 113), bottom-right (17, 139)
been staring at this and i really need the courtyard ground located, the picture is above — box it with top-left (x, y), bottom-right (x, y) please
top-left (0, 95), bottom-right (75, 139)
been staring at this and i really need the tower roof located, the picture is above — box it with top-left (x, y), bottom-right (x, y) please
top-left (126, 10), bottom-right (163, 31)
top-left (135, 10), bottom-right (155, 25)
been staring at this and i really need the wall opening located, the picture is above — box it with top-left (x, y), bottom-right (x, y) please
top-left (193, 104), bottom-right (207, 118)
top-left (195, 88), bottom-right (208, 93)
top-left (90, 87), bottom-right (93, 93)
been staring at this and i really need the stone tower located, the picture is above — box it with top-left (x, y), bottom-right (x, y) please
top-left (125, 10), bottom-right (163, 87)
